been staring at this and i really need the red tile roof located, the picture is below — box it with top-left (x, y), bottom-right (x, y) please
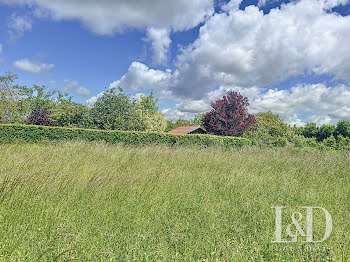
top-left (168, 125), bottom-right (202, 134)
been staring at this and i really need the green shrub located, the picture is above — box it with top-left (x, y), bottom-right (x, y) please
top-left (302, 123), bottom-right (318, 138)
top-left (50, 101), bottom-right (90, 128)
top-left (254, 111), bottom-right (289, 137)
top-left (317, 124), bottom-right (336, 141)
top-left (335, 135), bottom-right (350, 150)
top-left (322, 135), bottom-right (337, 150)
top-left (271, 136), bottom-right (287, 147)
top-left (0, 124), bottom-right (251, 148)
top-left (334, 120), bottom-right (350, 138)
top-left (303, 137), bottom-right (319, 148)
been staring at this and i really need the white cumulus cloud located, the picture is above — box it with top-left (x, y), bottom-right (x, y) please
top-left (63, 79), bottom-right (91, 97)
top-left (252, 84), bottom-right (350, 125)
top-left (0, 0), bottom-right (214, 64)
top-left (13, 58), bottom-right (54, 74)
top-left (109, 62), bottom-right (171, 91)
top-left (146, 27), bottom-right (172, 65)
top-left (166, 0), bottom-right (350, 100)
top-left (0, 0), bottom-right (214, 33)
top-left (87, 62), bottom-right (172, 105)
top-left (8, 13), bottom-right (32, 40)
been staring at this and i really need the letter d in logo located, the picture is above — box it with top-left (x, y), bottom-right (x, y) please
top-left (302, 206), bottom-right (332, 243)
top-left (272, 206), bottom-right (333, 243)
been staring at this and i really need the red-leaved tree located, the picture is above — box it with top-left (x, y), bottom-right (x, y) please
top-left (203, 91), bottom-right (257, 136)
top-left (26, 107), bottom-right (54, 126)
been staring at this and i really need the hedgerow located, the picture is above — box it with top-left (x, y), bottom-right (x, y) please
top-left (0, 124), bottom-right (251, 148)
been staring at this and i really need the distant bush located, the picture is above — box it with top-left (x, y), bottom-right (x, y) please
top-left (244, 113), bottom-right (350, 151)
top-left (166, 119), bottom-right (192, 132)
top-left (271, 137), bottom-right (287, 147)
top-left (317, 124), bottom-right (336, 142)
top-left (50, 101), bottom-right (90, 128)
top-left (302, 123), bottom-right (318, 138)
top-left (0, 124), bottom-right (251, 148)
top-left (336, 135), bottom-right (350, 150)
top-left (322, 135), bottom-right (337, 150)
top-left (165, 113), bottom-right (206, 132)
top-left (244, 112), bottom-right (291, 148)
top-left (334, 120), bottom-right (350, 138)
top-left (299, 121), bottom-right (350, 142)
top-left (254, 111), bottom-right (289, 137)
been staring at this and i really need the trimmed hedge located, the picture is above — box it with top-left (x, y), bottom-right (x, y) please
top-left (0, 124), bottom-right (251, 148)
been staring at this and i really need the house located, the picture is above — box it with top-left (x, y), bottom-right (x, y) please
top-left (168, 125), bottom-right (206, 135)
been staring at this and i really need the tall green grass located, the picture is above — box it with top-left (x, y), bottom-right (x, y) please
top-left (0, 142), bottom-right (349, 261)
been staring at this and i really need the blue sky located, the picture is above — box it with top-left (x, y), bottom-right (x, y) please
top-left (0, 0), bottom-right (350, 125)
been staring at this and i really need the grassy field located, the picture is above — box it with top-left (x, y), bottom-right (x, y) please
top-left (0, 142), bottom-right (349, 261)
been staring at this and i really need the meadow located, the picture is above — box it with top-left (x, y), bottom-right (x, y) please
top-left (0, 141), bottom-right (349, 261)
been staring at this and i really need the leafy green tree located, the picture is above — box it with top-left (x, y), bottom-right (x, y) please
top-left (0, 73), bottom-right (28, 123)
top-left (165, 113), bottom-right (206, 132)
top-left (165, 120), bottom-right (176, 132)
top-left (89, 88), bottom-right (165, 132)
top-left (191, 113), bottom-right (206, 126)
top-left (244, 111), bottom-right (294, 147)
top-left (136, 92), bottom-right (166, 132)
top-left (302, 123), bottom-right (319, 138)
top-left (336, 134), bottom-right (350, 150)
top-left (17, 85), bottom-right (56, 111)
top-left (165, 118), bottom-right (192, 132)
top-left (322, 135), bottom-right (337, 150)
top-left (89, 88), bottom-right (135, 130)
top-left (292, 126), bottom-right (304, 136)
top-left (254, 111), bottom-right (289, 137)
top-left (334, 120), bottom-right (350, 138)
top-left (174, 118), bottom-right (192, 127)
top-left (317, 124), bottom-right (335, 142)
top-left (50, 98), bottom-right (90, 128)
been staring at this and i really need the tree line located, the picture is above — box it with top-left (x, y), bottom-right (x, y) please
top-left (1, 72), bottom-right (349, 148)
top-left (0, 73), bottom-right (166, 132)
